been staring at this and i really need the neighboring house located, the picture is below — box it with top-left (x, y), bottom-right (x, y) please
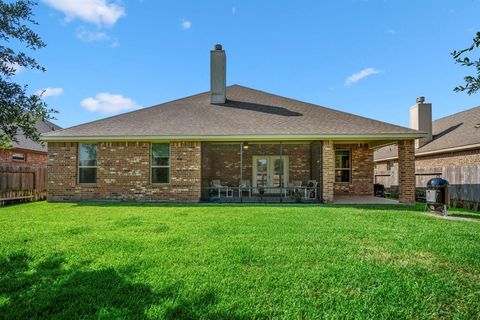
top-left (1, 118), bottom-right (61, 168)
top-left (374, 99), bottom-right (480, 209)
top-left (42, 44), bottom-right (423, 204)
top-left (1, 118), bottom-right (61, 204)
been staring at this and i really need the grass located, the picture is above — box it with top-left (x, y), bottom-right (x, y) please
top-left (0, 202), bottom-right (479, 319)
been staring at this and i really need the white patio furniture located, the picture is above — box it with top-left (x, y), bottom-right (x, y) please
top-left (240, 179), bottom-right (252, 197)
top-left (286, 180), bottom-right (303, 197)
top-left (304, 180), bottom-right (318, 199)
top-left (210, 180), bottom-right (232, 198)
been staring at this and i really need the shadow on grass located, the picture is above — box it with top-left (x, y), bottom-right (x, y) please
top-left (0, 252), bottom-right (246, 320)
top-left (447, 213), bottom-right (480, 220)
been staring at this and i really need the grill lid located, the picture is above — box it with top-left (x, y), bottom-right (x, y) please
top-left (427, 177), bottom-right (449, 187)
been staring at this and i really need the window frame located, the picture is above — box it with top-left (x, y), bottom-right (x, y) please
top-left (150, 143), bottom-right (171, 184)
top-left (12, 152), bottom-right (26, 162)
top-left (334, 148), bottom-right (352, 183)
top-left (78, 143), bottom-right (98, 185)
top-left (387, 160), bottom-right (395, 171)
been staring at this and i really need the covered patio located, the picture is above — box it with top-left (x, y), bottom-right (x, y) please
top-left (199, 139), bottom-right (415, 204)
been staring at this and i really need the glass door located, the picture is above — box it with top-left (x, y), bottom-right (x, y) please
top-left (253, 156), bottom-right (289, 192)
top-left (255, 158), bottom-right (269, 188)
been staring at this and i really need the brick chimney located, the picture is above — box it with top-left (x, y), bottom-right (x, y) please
top-left (210, 44), bottom-right (226, 104)
top-left (410, 96), bottom-right (432, 148)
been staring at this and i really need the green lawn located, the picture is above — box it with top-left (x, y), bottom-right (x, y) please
top-left (0, 202), bottom-right (479, 319)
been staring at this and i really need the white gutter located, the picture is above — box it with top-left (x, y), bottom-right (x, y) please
top-left (41, 133), bottom-right (425, 142)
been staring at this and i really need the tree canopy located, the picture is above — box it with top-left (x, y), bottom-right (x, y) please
top-left (452, 31), bottom-right (480, 95)
top-left (0, 0), bottom-right (55, 149)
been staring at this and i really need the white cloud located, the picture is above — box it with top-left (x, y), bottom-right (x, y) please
top-left (181, 19), bottom-right (192, 30)
top-left (76, 27), bottom-right (119, 47)
top-left (81, 92), bottom-right (139, 114)
top-left (35, 87), bottom-right (64, 98)
top-left (43, 0), bottom-right (125, 26)
top-left (344, 67), bottom-right (381, 86)
top-left (77, 27), bottom-right (109, 42)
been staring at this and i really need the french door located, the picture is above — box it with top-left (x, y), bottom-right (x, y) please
top-left (252, 156), bottom-right (289, 191)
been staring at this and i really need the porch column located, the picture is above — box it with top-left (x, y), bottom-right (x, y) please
top-left (398, 139), bottom-right (415, 204)
top-left (322, 140), bottom-right (335, 203)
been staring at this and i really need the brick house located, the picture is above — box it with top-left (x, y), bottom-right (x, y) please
top-left (374, 98), bottom-right (480, 209)
top-left (1, 118), bottom-right (60, 203)
top-left (43, 45), bottom-right (423, 204)
top-left (1, 118), bottom-right (61, 169)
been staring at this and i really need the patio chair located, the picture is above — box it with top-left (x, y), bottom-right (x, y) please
top-left (240, 179), bottom-right (251, 197)
top-left (210, 180), bottom-right (230, 198)
top-left (286, 180), bottom-right (303, 197)
top-left (304, 180), bottom-right (318, 199)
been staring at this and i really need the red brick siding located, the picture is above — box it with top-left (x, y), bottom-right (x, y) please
top-left (416, 149), bottom-right (480, 167)
top-left (47, 141), bottom-right (201, 202)
top-left (333, 144), bottom-right (374, 196)
top-left (322, 140), bottom-right (335, 202)
top-left (0, 150), bottom-right (47, 168)
top-left (398, 140), bottom-right (416, 204)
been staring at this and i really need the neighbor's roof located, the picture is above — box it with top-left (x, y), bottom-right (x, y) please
top-left (375, 105), bottom-right (480, 160)
top-left (11, 118), bottom-right (61, 152)
top-left (43, 85), bottom-right (422, 141)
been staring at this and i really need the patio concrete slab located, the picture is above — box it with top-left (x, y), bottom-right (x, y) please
top-left (333, 195), bottom-right (399, 204)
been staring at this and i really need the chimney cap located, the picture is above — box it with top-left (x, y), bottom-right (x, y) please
top-left (214, 44), bottom-right (223, 51)
top-left (416, 96), bottom-right (425, 104)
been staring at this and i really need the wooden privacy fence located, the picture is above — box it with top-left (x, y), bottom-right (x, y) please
top-left (0, 165), bottom-right (47, 205)
top-left (375, 164), bottom-right (480, 210)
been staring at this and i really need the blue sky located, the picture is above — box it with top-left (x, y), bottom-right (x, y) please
top-left (13, 0), bottom-right (480, 128)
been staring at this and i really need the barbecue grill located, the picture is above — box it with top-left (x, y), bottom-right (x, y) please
top-left (426, 178), bottom-right (449, 215)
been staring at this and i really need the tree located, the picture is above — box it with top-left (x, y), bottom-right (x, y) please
top-left (0, 0), bottom-right (55, 150)
top-left (451, 31), bottom-right (480, 95)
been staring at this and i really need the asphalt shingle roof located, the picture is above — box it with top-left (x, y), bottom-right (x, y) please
top-left (11, 118), bottom-right (61, 152)
top-left (44, 85), bottom-right (420, 139)
top-left (375, 105), bottom-right (480, 160)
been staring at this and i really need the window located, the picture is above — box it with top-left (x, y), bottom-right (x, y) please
top-left (78, 143), bottom-right (97, 184)
top-left (12, 152), bottom-right (26, 161)
top-left (151, 143), bottom-right (170, 184)
top-left (387, 160), bottom-right (395, 171)
top-left (335, 149), bottom-right (351, 182)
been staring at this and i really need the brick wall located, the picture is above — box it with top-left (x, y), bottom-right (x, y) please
top-left (398, 140), bottom-right (416, 204)
top-left (416, 149), bottom-right (480, 167)
top-left (0, 150), bottom-right (47, 168)
top-left (376, 149), bottom-right (480, 173)
top-left (333, 144), bottom-right (374, 196)
top-left (47, 141), bottom-right (201, 202)
top-left (48, 140), bottom-right (379, 203)
top-left (322, 140), bottom-right (334, 203)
